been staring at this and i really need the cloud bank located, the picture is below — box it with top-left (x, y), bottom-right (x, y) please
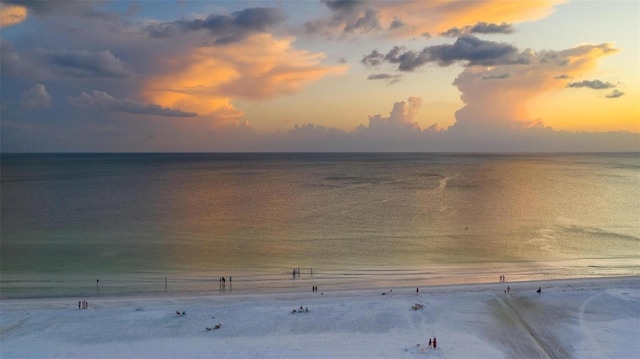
top-left (306, 0), bottom-right (560, 38)
top-left (144, 7), bottom-right (285, 44)
top-left (0, 0), bottom-right (636, 153)
top-left (67, 91), bottom-right (197, 117)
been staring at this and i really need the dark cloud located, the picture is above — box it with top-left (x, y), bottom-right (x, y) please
top-left (482, 73), bottom-right (510, 80)
top-left (49, 49), bottom-right (133, 79)
top-left (67, 91), bottom-right (197, 117)
top-left (425, 35), bottom-right (527, 67)
top-left (539, 51), bottom-right (570, 66)
top-left (322, 0), bottom-right (364, 12)
top-left (605, 89), bottom-right (625, 98)
top-left (554, 74), bottom-right (571, 79)
top-left (567, 79), bottom-right (615, 90)
top-left (389, 18), bottom-right (405, 30)
top-left (145, 7), bottom-right (285, 44)
top-left (470, 22), bottom-right (514, 34)
top-left (440, 28), bottom-right (463, 38)
top-left (343, 7), bottom-right (379, 33)
top-left (306, 0), bottom-right (380, 36)
top-left (1, 41), bottom-right (132, 81)
top-left (362, 35), bottom-right (528, 72)
top-left (367, 73), bottom-right (401, 84)
top-left (441, 22), bottom-right (515, 37)
top-left (361, 49), bottom-right (385, 66)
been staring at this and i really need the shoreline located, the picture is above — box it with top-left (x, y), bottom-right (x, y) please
top-left (2, 276), bottom-right (638, 358)
top-left (3, 265), bottom-right (638, 301)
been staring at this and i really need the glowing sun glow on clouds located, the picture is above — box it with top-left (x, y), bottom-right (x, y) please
top-left (144, 33), bottom-right (346, 125)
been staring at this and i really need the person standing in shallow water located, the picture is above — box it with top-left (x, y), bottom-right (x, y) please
top-left (433, 337), bottom-right (437, 349)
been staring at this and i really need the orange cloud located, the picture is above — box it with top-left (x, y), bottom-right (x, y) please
top-left (144, 33), bottom-right (346, 125)
top-left (453, 43), bottom-right (619, 128)
top-left (383, 0), bottom-right (563, 36)
top-left (312, 0), bottom-right (563, 38)
top-left (0, 4), bottom-right (27, 28)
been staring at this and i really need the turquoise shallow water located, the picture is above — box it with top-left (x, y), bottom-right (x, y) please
top-left (1, 153), bottom-right (639, 298)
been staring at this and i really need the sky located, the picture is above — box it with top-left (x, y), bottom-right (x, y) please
top-left (1, 0), bottom-right (638, 152)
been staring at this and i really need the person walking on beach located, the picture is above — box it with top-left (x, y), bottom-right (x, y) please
top-left (433, 337), bottom-right (437, 349)
top-left (428, 338), bottom-right (432, 348)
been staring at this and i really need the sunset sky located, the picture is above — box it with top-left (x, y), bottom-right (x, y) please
top-left (1, 0), bottom-right (638, 152)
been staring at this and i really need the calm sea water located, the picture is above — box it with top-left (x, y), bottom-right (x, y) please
top-left (1, 153), bottom-right (638, 299)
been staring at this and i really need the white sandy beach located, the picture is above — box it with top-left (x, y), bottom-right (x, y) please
top-left (1, 276), bottom-right (638, 359)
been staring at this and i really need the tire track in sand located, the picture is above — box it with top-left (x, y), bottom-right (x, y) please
top-left (578, 293), bottom-right (605, 359)
top-left (494, 295), bottom-right (557, 359)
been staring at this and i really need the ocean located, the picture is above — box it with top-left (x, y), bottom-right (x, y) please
top-left (1, 153), bottom-right (638, 299)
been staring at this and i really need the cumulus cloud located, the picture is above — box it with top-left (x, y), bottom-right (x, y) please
top-left (567, 79), bottom-right (615, 90)
top-left (358, 97), bottom-right (422, 133)
top-left (452, 43), bottom-right (619, 128)
top-left (67, 90), bottom-right (197, 117)
top-left (145, 7), bottom-right (285, 44)
top-left (362, 35), bottom-right (528, 71)
top-left (143, 33), bottom-right (346, 125)
top-left (248, 96), bottom-right (637, 152)
top-left (0, 3), bottom-right (27, 27)
top-left (21, 84), bottom-right (51, 109)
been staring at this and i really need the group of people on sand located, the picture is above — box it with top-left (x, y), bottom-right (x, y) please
top-left (499, 274), bottom-right (507, 282)
top-left (418, 337), bottom-right (438, 353)
top-left (428, 337), bottom-right (437, 349)
top-left (219, 277), bottom-right (230, 285)
top-left (78, 300), bottom-right (89, 310)
top-left (292, 305), bottom-right (309, 313)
